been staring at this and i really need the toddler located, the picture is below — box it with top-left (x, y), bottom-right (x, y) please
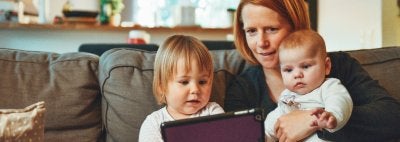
top-left (139, 35), bottom-right (224, 142)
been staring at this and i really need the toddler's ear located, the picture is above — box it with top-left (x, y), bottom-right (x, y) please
top-left (325, 57), bottom-right (331, 75)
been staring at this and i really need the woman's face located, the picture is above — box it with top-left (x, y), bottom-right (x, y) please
top-left (241, 4), bottom-right (292, 69)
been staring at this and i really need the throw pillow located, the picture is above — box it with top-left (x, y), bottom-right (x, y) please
top-left (0, 101), bottom-right (46, 142)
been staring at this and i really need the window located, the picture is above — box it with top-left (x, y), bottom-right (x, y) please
top-left (121, 0), bottom-right (239, 28)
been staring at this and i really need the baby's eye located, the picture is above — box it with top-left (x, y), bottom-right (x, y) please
top-left (302, 64), bottom-right (311, 69)
top-left (199, 80), bottom-right (208, 85)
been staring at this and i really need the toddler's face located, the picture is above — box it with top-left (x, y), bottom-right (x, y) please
top-left (279, 47), bottom-right (330, 95)
top-left (165, 58), bottom-right (212, 119)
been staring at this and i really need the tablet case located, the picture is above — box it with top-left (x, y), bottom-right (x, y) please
top-left (161, 108), bottom-right (265, 142)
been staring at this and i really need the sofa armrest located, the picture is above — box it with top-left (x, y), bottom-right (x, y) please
top-left (0, 48), bottom-right (102, 141)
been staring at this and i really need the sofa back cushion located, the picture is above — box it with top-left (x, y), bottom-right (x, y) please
top-left (347, 46), bottom-right (400, 101)
top-left (100, 47), bottom-right (400, 141)
top-left (99, 48), bottom-right (160, 142)
top-left (0, 48), bottom-right (102, 141)
top-left (99, 48), bottom-right (248, 142)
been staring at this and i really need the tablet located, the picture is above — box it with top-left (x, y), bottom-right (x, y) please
top-left (161, 108), bottom-right (265, 142)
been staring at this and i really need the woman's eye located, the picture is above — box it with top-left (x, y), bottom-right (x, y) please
top-left (245, 29), bottom-right (257, 36)
top-left (283, 68), bottom-right (292, 73)
top-left (266, 28), bottom-right (278, 34)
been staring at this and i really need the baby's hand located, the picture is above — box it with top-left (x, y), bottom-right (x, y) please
top-left (310, 108), bottom-right (337, 130)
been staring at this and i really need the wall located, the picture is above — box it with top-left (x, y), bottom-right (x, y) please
top-left (382, 0), bottom-right (400, 47)
top-left (0, 29), bottom-right (126, 53)
top-left (2, 0), bottom-right (399, 53)
top-left (0, 0), bottom-right (231, 54)
top-left (0, 28), bottom-right (229, 53)
top-left (318, 0), bottom-right (382, 51)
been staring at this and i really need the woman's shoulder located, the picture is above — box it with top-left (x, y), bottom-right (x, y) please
top-left (328, 51), bottom-right (351, 58)
top-left (328, 51), bottom-right (358, 65)
top-left (233, 65), bottom-right (264, 84)
top-left (328, 51), bottom-right (363, 80)
top-left (239, 65), bottom-right (263, 77)
top-left (226, 65), bottom-right (265, 94)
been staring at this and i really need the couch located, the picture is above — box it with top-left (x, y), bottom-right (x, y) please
top-left (0, 46), bottom-right (399, 142)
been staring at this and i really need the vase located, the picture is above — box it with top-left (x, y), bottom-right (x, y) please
top-left (110, 13), bottom-right (121, 27)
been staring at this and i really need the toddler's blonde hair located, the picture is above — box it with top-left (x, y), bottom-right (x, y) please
top-left (153, 35), bottom-right (214, 105)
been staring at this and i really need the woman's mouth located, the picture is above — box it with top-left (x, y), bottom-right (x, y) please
top-left (259, 51), bottom-right (275, 56)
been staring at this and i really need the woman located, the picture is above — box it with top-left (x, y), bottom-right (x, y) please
top-left (224, 0), bottom-right (400, 141)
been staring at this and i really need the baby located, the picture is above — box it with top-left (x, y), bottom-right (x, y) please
top-left (265, 30), bottom-right (353, 142)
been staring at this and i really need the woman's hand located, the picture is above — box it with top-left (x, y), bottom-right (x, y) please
top-left (274, 110), bottom-right (318, 142)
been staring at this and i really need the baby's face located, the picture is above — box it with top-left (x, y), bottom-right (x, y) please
top-left (279, 47), bottom-right (330, 95)
top-left (165, 58), bottom-right (212, 119)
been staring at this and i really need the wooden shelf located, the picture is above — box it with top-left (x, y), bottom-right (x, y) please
top-left (0, 23), bottom-right (232, 33)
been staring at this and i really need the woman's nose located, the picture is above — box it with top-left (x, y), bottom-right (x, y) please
top-left (257, 32), bottom-right (269, 47)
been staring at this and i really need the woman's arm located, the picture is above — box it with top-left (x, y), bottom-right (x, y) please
top-left (224, 66), bottom-right (269, 112)
top-left (224, 75), bottom-right (256, 112)
top-left (318, 52), bottom-right (400, 141)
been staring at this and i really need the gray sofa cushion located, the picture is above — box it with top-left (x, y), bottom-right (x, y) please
top-left (99, 48), bottom-right (248, 142)
top-left (348, 47), bottom-right (400, 101)
top-left (100, 47), bottom-right (400, 141)
top-left (99, 48), bottom-right (160, 142)
top-left (0, 48), bottom-right (102, 142)
top-left (209, 49), bottom-right (250, 107)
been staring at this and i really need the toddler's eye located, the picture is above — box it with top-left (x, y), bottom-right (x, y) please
top-left (179, 81), bottom-right (189, 85)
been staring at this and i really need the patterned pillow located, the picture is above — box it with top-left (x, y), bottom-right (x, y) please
top-left (0, 101), bottom-right (45, 142)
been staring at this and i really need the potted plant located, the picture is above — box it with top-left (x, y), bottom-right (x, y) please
top-left (110, 0), bottom-right (124, 26)
top-left (100, 0), bottom-right (124, 26)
